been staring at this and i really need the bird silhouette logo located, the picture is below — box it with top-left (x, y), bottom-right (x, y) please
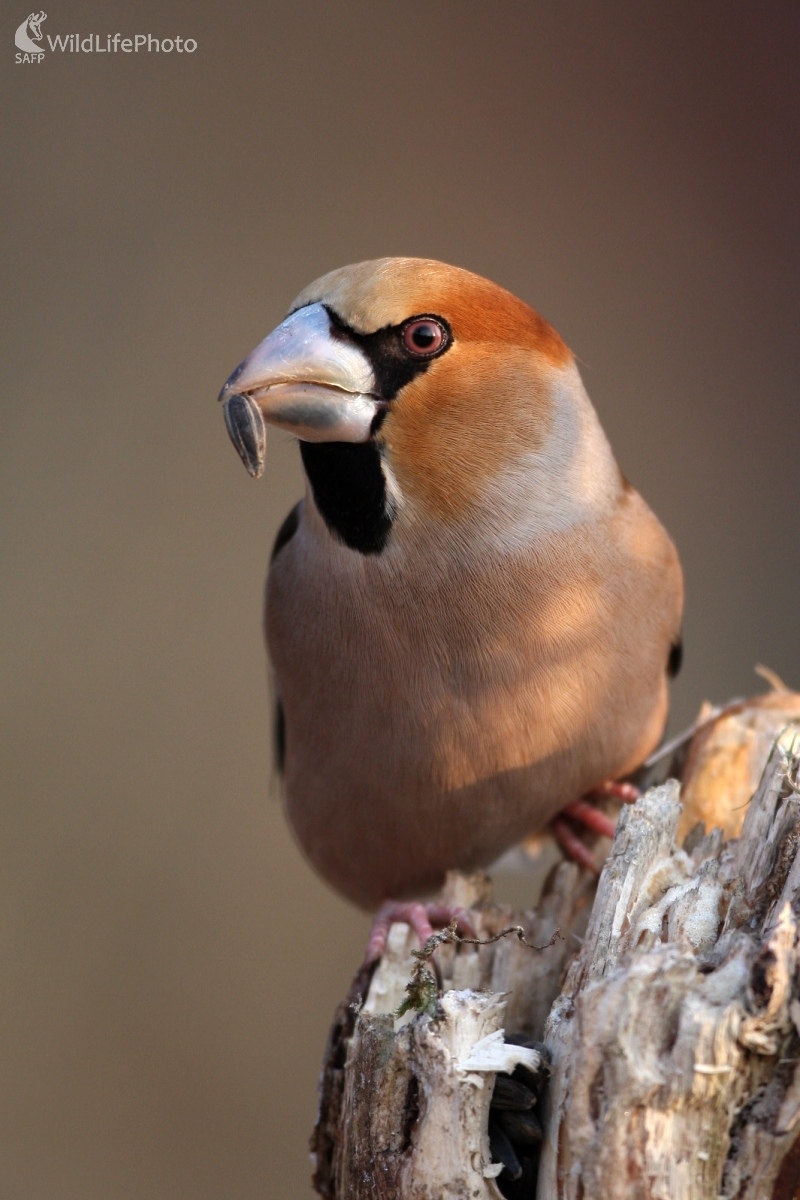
top-left (15, 11), bottom-right (47, 53)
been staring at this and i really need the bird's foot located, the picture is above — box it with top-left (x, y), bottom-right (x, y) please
top-left (588, 779), bottom-right (640, 806)
top-left (365, 899), bottom-right (477, 965)
top-left (551, 781), bottom-right (641, 873)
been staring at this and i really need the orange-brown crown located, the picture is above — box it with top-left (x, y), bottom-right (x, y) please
top-left (291, 257), bottom-right (570, 366)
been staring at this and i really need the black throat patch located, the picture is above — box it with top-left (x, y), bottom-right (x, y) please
top-left (300, 440), bottom-right (393, 555)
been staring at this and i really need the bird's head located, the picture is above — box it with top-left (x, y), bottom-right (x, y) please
top-left (219, 258), bottom-right (621, 554)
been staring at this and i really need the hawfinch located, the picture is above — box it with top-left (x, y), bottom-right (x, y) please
top-left (219, 258), bottom-right (683, 926)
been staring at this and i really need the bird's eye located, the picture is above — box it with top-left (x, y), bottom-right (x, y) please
top-left (402, 318), bottom-right (447, 357)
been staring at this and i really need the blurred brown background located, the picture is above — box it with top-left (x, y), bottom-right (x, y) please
top-left (3, 2), bottom-right (799, 1196)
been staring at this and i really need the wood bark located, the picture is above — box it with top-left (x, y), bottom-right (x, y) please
top-left (311, 692), bottom-right (800, 1199)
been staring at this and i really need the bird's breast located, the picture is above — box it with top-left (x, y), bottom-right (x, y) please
top-left (265, 491), bottom-right (679, 906)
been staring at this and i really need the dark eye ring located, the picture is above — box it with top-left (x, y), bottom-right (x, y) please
top-left (401, 317), bottom-right (448, 358)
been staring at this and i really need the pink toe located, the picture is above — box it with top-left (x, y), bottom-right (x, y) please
top-left (590, 779), bottom-right (640, 804)
top-left (364, 900), bottom-right (477, 964)
top-left (562, 799), bottom-right (617, 840)
top-left (551, 817), bottom-right (600, 874)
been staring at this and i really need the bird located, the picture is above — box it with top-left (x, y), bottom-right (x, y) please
top-left (219, 257), bottom-right (683, 953)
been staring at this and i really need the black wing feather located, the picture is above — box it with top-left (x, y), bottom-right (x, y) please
top-left (270, 501), bottom-right (302, 773)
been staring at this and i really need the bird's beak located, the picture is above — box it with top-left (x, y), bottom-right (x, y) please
top-left (218, 302), bottom-right (380, 478)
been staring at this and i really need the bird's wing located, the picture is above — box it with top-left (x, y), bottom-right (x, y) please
top-left (269, 501), bottom-right (302, 772)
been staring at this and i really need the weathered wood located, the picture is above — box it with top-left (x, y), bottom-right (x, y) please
top-left (541, 766), bottom-right (800, 1199)
top-left (678, 687), bottom-right (800, 842)
top-left (312, 870), bottom-right (582, 1199)
top-left (312, 693), bottom-right (800, 1199)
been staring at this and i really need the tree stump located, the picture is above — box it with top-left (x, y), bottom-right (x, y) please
top-left (311, 691), bottom-right (800, 1199)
